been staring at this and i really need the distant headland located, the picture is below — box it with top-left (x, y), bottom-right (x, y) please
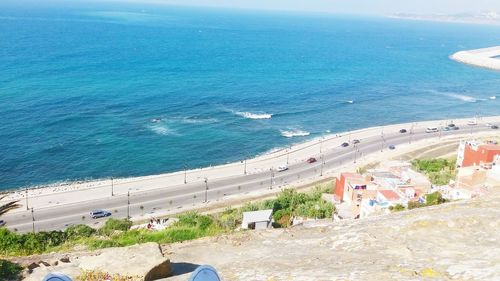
top-left (450, 46), bottom-right (500, 71)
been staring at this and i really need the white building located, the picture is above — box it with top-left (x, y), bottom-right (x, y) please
top-left (241, 209), bottom-right (273, 230)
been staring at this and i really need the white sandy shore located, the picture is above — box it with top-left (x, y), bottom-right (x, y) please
top-left (450, 46), bottom-right (500, 70)
top-left (2, 115), bottom-right (500, 213)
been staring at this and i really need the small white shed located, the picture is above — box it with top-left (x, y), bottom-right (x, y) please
top-left (241, 209), bottom-right (273, 230)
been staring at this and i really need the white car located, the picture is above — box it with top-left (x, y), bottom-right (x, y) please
top-left (277, 165), bottom-right (288, 172)
top-left (485, 123), bottom-right (493, 127)
top-left (467, 120), bottom-right (477, 126)
top-left (425, 127), bottom-right (439, 133)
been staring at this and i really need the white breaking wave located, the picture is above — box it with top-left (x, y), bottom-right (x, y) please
top-left (235, 111), bottom-right (273, 120)
top-left (443, 93), bottom-right (477, 102)
top-left (176, 117), bottom-right (219, 124)
top-left (147, 124), bottom-right (176, 136)
top-left (280, 129), bottom-right (310, 138)
top-left (490, 96), bottom-right (497, 100)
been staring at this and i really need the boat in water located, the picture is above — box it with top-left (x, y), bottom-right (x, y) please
top-left (489, 96), bottom-right (496, 100)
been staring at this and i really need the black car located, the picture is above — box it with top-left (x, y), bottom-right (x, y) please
top-left (399, 129), bottom-right (407, 133)
top-left (0, 220), bottom-right (5, 227)
top-left (341, 142), bottom-right (349, 147)
top-left (388, 145), bottom-right (396, 150)
top-left (448, 123), bottom-right (455, 127)
top-left (451, 126), bottom-right (459, 130)
top-left (352, 139), bottom-right (360, 144)
top-left (492, 125), bottom-right (499, 129)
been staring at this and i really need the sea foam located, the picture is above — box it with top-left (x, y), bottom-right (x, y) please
top-left (235, 111), bottom-right (273, 120)
top-left (280, 129), bottom-right (310, 138)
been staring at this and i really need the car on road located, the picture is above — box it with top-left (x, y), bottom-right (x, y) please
top-left (388, 145), bottom-right (396, 150)
top-left (485, 123), bottom-right (493, 127)
top-left (306, 157), bottom-right (317, 163)
top-left (277, 165), bottom-right (288, 172)
top-left (492, 125), bottom-right (499, 129)
top-left (451, 126), bottom-right (459, 130)
top-left (352, 139), bottom-right (360, 144)
top-left (90, 209), bottom-right (112, 219)
top-left (467, 120), bottom-right (477, 126)
top-left (0, 220), bottom-right (5, 227)
top-left (341, 142), bottom-right (349, 147)
top-left (425, 127), bottom-right (439, 133)
top-left (399, 129), bottom-right (407, 133)
top-left (447, 123), bottom-right (455, 127)
top-left (443, 126), bottom-right (450, 131)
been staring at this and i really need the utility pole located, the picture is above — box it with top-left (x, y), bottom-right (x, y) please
top-left (127, 190), bottom-right (130, 219)
top-left (270, 168), bottom-right (274, 189)
top-left (111, 177), bottom-right (114, 197)
top-left (244, 159), bottom-right (247, 175)
top-left (204, 177), bottom-right (208, 203)
top-left (320, 155), bottom-right (324, 176)
top-left (184, 164), bottom-right (188, 184)
top-left (31, 208), bottom-right (35, 233)
top-left (353, 144), bottom-right (357, 163)
top-left (25, 187), bottom-right (29, 210)
top-left (286, 146), bottom-right (290, 165)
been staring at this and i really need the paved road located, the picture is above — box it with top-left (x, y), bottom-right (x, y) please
top-left (4, 123), bottom-right (498, 232)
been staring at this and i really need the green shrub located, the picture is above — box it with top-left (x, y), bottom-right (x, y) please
top-left (0, 259), bottom-right (22, 281)
top-left (425, 192), bottom-right (446, 206)
top-left (389, 204), bottom-right (406, 212)
top-left (99, 219), bottom-right (132, 236)
top-left (65, 224), bottom-right (96, 239)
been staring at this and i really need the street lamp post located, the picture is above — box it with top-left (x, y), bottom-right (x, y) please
top-left (25, 187), bottom-right (29, 210)
top-left (31, 208), bottom-right (35, 233)
top-left (320, 155), bottom-right (324, 177)
top-left (353, 144), bottom-right (357, 163)
top-left (111, 177), bottom-right (114, 197)
top-left (204, 178), bottom-right (208, 203)
top-left (270, 168), bottom-right (274, 189)
top-left (127, 190), bottom-right (130, 219)
top-left (184, 164), bottom-right (188, 184)
top-left (244, 159), bottom-right (247, 175)
top-left (286, 146), bottom-right (291, 165)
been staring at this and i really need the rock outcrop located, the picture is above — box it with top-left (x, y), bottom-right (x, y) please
top-left (24, 242), bottom-right (171, 281)
top-left (164, 188), bottom-right (500, 281)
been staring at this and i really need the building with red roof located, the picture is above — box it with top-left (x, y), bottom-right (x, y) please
top-left (457, 141), bottom-right (500, 168)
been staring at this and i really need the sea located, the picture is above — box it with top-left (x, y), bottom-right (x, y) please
top-left (1, 2), bottom-right (500, 190)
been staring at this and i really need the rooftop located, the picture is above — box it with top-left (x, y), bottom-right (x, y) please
top-left (378, 190), bottom-right (401, 201)
top-left (242, 209), bottom-right (273, 223)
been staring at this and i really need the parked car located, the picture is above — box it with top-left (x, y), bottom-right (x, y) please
top-left (485, 123), bottom-right (493, 127)
top-left (452, 126), bottom-right (460, 130)
top-left (0, 220), bottom-right (5, 227)
top-left (425, 127), bottom-right (439, 133)
top-left (341, 142), bottom-right (349, 147)
top-left (492, 125), bottom-right (499, 129)
top-left (277, 165), bottom-right (288, 172)
top-left (443, 126), bottom-right (451, 131)
top-left (399, 129), bottom-right (407, 133)
top-left (388, 145), bottom-right (396, 150)
top-left (352, 139), bottom-right (360, 144)
top-left (467, 120), bottom-right (477, 126)
top-left (447, 123), bottom-right (455, 127)
top-left (90, 209), bottom-right (112, 219)
top-left (306, 157), bottom-right (317, 163)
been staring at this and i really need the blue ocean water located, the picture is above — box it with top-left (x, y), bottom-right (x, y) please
top-left (1, 3), bottom-right (500, 190)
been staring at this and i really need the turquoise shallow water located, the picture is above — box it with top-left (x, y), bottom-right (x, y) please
top-left (1, 3), bottom-right (499, 190)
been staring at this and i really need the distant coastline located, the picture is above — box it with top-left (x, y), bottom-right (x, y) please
top-left (389, 13), bottom-right (500, 26)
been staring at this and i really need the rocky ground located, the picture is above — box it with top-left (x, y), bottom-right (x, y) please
top-left (16, 186), bottom-right (499, 280)
top-left (162, 187), bottom-right (500, 281)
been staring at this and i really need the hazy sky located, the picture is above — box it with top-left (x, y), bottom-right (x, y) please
top-left (105, 0), bottom-right (500, 15)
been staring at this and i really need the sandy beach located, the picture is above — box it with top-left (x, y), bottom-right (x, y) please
top-left (2, 115), bottom-right (499, 216)
top-left (450, 46), bottom-right (500, 70)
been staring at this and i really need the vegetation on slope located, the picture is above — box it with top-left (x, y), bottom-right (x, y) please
top-left (411, 157), bottom-right (456, 185)
top-left (0, 186), bottom-right (334, 257)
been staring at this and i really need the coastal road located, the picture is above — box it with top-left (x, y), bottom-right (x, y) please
top-left (4, 121), bottom-right (499, 232)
